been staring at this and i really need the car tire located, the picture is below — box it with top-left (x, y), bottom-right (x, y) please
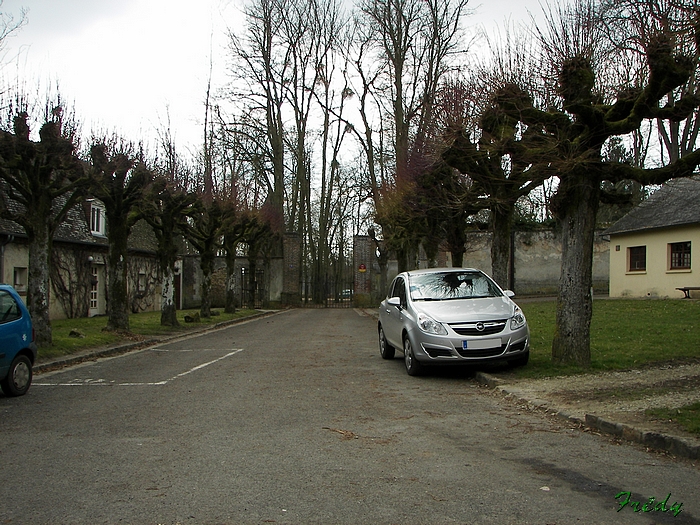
top-left (508, 351), bottom-right (530, 368)
top-left (0, 354), bottom-right (33, 397)
top-left (403, 336), bottom-right (423, 376)
top-left (379, 326), bottom-right (395, 360)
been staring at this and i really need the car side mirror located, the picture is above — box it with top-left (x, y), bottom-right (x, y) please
top-left (387, 296), bottom-right (401, 308)
top-left (503, 290), bottom-right (515, 298)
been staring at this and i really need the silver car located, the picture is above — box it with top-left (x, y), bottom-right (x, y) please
top-left (378, 268), bottom-right (530, 375)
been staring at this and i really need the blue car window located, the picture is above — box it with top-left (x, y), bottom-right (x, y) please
top-left (0, 290), bottom-right (21, 323)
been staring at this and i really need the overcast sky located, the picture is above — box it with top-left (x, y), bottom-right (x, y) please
top-left (1, 0), bottom-right (540, 155)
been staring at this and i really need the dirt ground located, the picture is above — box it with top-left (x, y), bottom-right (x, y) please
top-left (488, 359), bottom-right (700, 447)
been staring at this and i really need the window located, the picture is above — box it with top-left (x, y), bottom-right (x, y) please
top-left (13, 267), bottom-right (27, 292)
top-left (390, 277), bottom-right (407, 308)
top-left (628, 246), bottom-right (646, 272)
top-left (90, 204), bottom-right (105, 236)
top-left (0, 290), bottom-right (21, 323)
top-left (137, 272), bottom-right (146, 293)
top-left (670, 241), bottom-right (691, 270)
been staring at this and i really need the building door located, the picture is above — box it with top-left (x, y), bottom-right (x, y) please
top-left (89, 266), bottom-right (99, 317)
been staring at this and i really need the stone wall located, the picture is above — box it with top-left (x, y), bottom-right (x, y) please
top-left (445, 229), bottom-right (610, 296)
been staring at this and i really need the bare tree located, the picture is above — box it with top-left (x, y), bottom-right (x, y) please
top-left (441, 32), bottom-right (553, 287)
top-left (181, 198), bottom-right (224, 318)
top-left (499, 0), bottom-right (700, 366)
top-left (0, 106), bottom-right (86, 346)
top-left (140, 176), bottom-right (196, 327)
top-left (601, 0), bottom-right (700, 164)
top-left (355, 0), bottom-right (470, 271)
top-left (88, 137), bottom-right (152, 332)
top-left (227, 0), bottom-right (287, 229)
top-left (0, 1), bottom-right (26, 66)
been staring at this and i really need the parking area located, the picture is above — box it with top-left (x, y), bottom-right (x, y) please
top-left (34, 346), bottom-right (245, 387)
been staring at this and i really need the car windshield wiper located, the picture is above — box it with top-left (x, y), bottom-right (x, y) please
top-left (413, 297), bottom-right (442, 301)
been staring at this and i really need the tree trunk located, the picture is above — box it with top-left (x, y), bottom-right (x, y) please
top-left (551, 174), bottom-right (600, 366)
top-left (27, 225), bottom-right (52, 347)
top-left (199, 248), bottom-right (215, 318)
top-left (447, 219), bottom-right (467, 268)
top-left (200, 271), bottom-right (212, 318)
top-left (105, 222), bottom-right (130, 331)
top-left (160, 266), bottom-right (178, 327)
top-left (490, 205), bottom-right (514, 289)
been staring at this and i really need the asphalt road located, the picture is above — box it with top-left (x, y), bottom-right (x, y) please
top-left (1, 308), bottom-right (698, 525)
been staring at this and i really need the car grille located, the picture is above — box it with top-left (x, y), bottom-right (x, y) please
top-left (456, 344), bottom-right (507, 358)
top-left (450, 320), bottom-right (507, 336)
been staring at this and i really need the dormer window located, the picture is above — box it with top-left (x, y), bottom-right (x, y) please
top-left (90, 203), bottom-right (106, 236)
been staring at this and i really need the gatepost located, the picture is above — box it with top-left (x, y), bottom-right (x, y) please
top-left (282, 232), bottom-right (301, 305)
top-left (353, 235), bottom-right (373, 307)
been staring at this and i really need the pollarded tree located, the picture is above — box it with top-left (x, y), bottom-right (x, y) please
top-left (140, 177), bottom-right (197, 327)
top-left (181, 198), bottom-right (224, 319)
top-left (412, 159), bottom-right (479, 268)
top-left (220, 206), bottom-right (274, 311)
top-left (88, 138), bottom-right (152, 332)
top-left (499, 0), bottom-right (700, 365)
top-left (0, 109), bottom-right (86, 346)
top-left (442, 102), bottom-right (554, 288)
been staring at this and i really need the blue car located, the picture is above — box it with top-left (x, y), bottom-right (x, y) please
top-left (0, 284), bottom-right (38, 396)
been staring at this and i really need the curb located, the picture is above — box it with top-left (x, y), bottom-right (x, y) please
top-left (474, 371), bottom-right (700, 461)
top-left (35, 310), bottom-right (279, 374)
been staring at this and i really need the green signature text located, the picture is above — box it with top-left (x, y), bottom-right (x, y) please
top-left (615, 491), bottom-right (683, 516)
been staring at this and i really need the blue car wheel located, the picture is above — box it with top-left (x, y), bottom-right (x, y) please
top-left (1, 354), bottom-right (33, 397)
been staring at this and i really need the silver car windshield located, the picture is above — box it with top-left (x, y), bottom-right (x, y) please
top-left (409, 271), bottom-right (502, 301)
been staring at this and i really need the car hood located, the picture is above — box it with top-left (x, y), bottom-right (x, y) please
top-left (411, 296), bottom-right (516, 323)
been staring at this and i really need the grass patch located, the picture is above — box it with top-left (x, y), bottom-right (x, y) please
top-left (646, 402), bottom-right (700, 435)
top-left (510, 298), bottom-right (700, 378)
top-left (42, 308), bottom-right (261, 361)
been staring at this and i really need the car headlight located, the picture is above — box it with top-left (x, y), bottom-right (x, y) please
top-left (417, 313), bottom-right (448, 335)
top-left (510, 307), bottom-right (526, 330)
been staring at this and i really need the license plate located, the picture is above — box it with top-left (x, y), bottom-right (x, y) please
top-left (463, 339), bottom-right (501, 350)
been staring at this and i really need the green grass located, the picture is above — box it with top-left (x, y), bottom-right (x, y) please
top-left (512, 298), bottom-right (700, 378)
top-left (646, 402), bottom-right (700, 435)
top-left (42, 308), bottom-right (261, 361)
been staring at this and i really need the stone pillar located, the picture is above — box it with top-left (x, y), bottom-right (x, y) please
top-left (282, 232), bottom-right (301, 305)
top-left (353, 235), bottom-right (373, 307)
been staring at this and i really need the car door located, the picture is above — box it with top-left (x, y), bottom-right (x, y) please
top-left (0, 289), bottom-right (23, 377)
top-left (382, 276), bottom-right (407, 348)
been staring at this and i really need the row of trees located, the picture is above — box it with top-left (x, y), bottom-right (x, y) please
top-left (0, 108), bottom-right (276, 347)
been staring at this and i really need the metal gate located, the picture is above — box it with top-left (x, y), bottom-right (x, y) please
top-left (239, 267), bottom-right (266, 309)
top-left (299, 276), bottom-right (355, 308)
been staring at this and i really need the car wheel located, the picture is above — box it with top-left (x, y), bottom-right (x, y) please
top-left (0, 355), bottom-right (33, 397)
top-left (379, 326), bottom-right (395, 360)
top-left (508, 351), bottom-right (529, 368)
top-left (403, 337), bottom-right (423, 376)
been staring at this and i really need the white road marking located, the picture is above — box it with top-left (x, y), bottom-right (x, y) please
top-left (34, 348), bottom-right (244, 387)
